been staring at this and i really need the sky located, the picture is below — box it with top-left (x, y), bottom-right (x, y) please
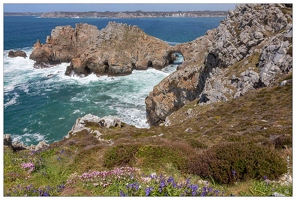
top-left (3, 1), bottom-right (238, 12)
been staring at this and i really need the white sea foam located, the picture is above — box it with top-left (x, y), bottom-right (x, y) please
top-left (4, 47), bottom-right (177, 145)
top-left (4, 92), bottom-right (19, 108)
top-left (11, 133), bottom-right (47, 145)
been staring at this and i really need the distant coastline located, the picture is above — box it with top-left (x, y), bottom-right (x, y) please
top-left (4, 10), bottom-right (228, 18)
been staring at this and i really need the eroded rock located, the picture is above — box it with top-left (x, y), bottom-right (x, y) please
top-left (30, 22), bottom-right (171, 77)
top-left (8, 50), bottom-right (27, 58)
top-left (146, 3), bottom-right (292, 125)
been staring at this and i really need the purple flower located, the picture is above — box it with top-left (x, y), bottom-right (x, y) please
top-left (158, 187), bottom-right (162, 193)
top-left (120, 190), bottom-right (125, 196)
top-left (208, 187), bottom-right (213, 193)
top-left (172, 182), bottom-right (177, 188)
top-left (190, 184), bottom-right (198, 191)
top-left (263, 176), bottom-right (268, 180)
top-left (160, 179), bottom-right (166, 188)
top-left (167, 176), bottom-right (174, 184)
top-left (145, 187), bottom-right (153, 196)
top-left (40, 191), bottom-right (50, 196)
top-left (231, 170), bottom-right (236, 175)
top-left (186, 178), bottom-right (191, 186)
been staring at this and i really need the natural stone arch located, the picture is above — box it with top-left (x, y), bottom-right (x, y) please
top-left (165, 50), bottom-right (185, 65)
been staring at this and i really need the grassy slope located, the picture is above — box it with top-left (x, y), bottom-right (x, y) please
top-left (3, 71), bottom-right (292, 196)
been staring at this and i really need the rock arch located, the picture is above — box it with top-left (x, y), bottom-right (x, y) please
top-left (166, 50), bottom-right (185, 65)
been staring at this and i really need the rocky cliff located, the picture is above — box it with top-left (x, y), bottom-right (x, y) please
top-left (145, 3), bottom-right (292, 125)
top-left (29, 3), bottom-right (292, 126)
top-left (30, 22), bottom-right (171, 76)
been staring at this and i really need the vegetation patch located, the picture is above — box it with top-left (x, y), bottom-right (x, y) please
top-left (187, 143), bottom-right (286, 184)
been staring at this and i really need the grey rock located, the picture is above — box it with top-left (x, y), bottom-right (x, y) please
top-left (254, 31), bottom-right (263, 40)
top-left (35, 141), bottom-right (49, 151)
top-left (67, 114), bottom-right (122, 138)
top-left (185, 127), bottom-right (193, 133)
top-left (271, 192), bottom-right (285, 197)
top-left (4, 134), bottom-right (12, 147)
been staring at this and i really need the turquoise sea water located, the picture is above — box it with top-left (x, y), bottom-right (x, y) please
top-left (3, 16), bottom-right (223, 145)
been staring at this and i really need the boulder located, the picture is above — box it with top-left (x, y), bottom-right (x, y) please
top-left (8, 50), bottom-right (27, 58)
top-left (3, 134), bottom-right (12, 147)
top-left (66, 114), bottom-right (122, 138)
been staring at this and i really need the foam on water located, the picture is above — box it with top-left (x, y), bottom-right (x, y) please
top-left (4, 47), bottom-right (178, 145)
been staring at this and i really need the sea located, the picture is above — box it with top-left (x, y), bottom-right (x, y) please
top-left (3, 16), bottom-right (224, 145)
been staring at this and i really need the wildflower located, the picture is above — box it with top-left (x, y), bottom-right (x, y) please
top-left (208, 187), bottom-right (213, 193)
top-left (120, 190), bottom-right (126, 196)
top-left (201, 191), bottom-right (207, 196)
top-left (263, 176), bottom-right (268, 180)
top-left (160, 179), bottom-right (166, 188)
top-left (190, 184), bottom-right (199, 193)
top-left (93, 183), bottom-right (99, 187)
top-left (167, 176), bottom-right (174, 184)
top-left (39, 191), bottom-right (50, 196)
top-left (145, 187), bottom-right (153, 196)
top-left (186, 178), bottom-right (191, 186)
top-left (158, 187), bottom-right (162, 193)
top-left (21, 162), bottom-right (35, 173)
top-left (231, 170), bottom-right (236, 176)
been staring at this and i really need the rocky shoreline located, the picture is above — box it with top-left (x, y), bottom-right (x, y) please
top-left (8, 3), bottom-right (293, 138)
top-left (39, 10), bottom-right (227, 18)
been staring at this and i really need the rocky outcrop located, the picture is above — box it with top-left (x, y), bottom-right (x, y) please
top-left (8, 50), bottom-right (27, 58)
top-left (66, 114), bottom-right (122, 138)
top-left (3, 134), bottom-right (49, 151)
top-left (146, 3), bottom-right (292, 125)
top-left (30, 22), bottom-right (171, 76)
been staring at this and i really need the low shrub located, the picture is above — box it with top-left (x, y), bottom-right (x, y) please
top-left (273, 135), bottom-right (292, 149)
top-left (187, 142), bottom-right (286, 184)
top-left (103, 144), bottom-right (140, 168)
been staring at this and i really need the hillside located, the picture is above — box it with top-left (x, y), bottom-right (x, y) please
top-left (3, 3), bottom-right (292, 197)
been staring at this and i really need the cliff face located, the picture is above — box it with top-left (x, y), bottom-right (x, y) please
top-left (29, 4), bottom-right (292, 126)
top-left (30, 22), bottom-right (171, 76)
top-left (145, 4), bottom-right (292, 125)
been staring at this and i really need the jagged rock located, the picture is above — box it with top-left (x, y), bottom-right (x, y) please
top-left (8, 50), bottom-right (27, 58)
top-left (30, 22), bottom-right (171, 77)
top-left (35, 141), bottom-right (49, 151)
top-left (279, 79), bottom-right (292, 86)
top-left (11, 141), bottom-right (27, 151)
top-left (66, 114), bottom-right (122, 138)
top-left (3, 134), bottom-right (12, 147)
top-left (259, 32), bottom-right (292, 86)
top-left (146, 3), bottom-right (292, 125)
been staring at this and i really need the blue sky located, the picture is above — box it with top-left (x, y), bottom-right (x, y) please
top-left (4, 3), bottom-right (237, 12)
